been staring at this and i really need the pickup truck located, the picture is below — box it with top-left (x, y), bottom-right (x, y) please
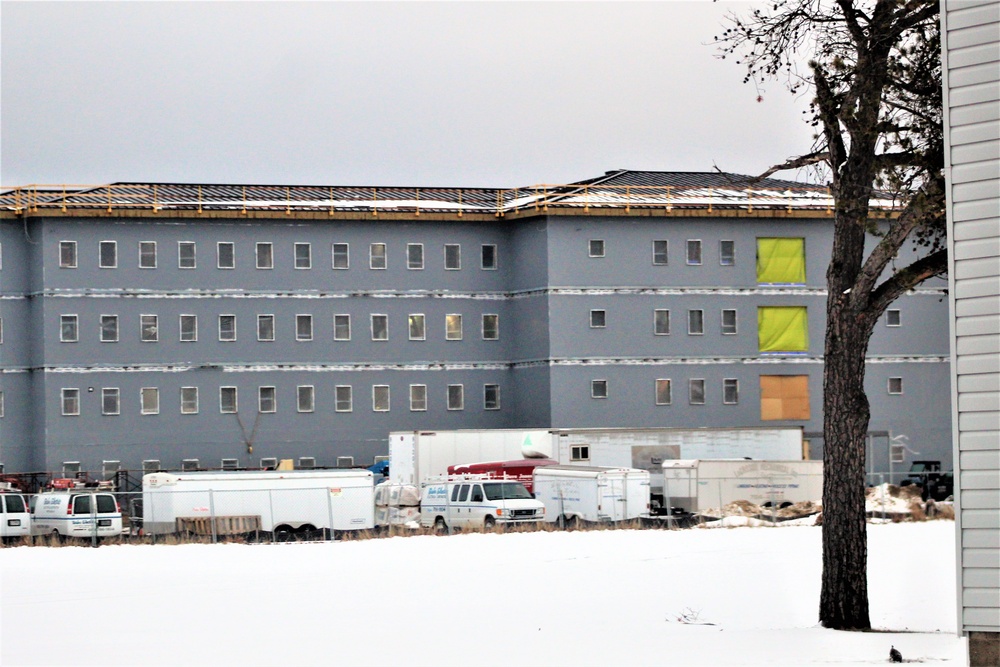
top-left (900, 461), bottom-right (954, 502)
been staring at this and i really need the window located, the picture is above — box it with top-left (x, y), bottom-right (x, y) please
top-left (141, 387), bottom-right (160, 415)
top-left (720, 240), bottom-right (735, 266)
top-left (141, 315), bottom-right (158, 342)
top-left (259, 386), bottom-right (276, 413)
top-left (484, 384), bottom-right (500, 410)
top-left (655, 379), bottom-right (672, 405)
top-left (686, 240), bottom-right (702, 265)
top-left (99, 241), bottom-right (118, 268)
top-left (178, 241), bottom-right (196, 269)
top-left (689, 379), bottom-right (706, 405)
top-left (373, 385), bottom-right (390, 412)
top-left (180, 387), bottom-right (199, 414)
top-left (297, 385), bottom-right (315, 412)
top-left (98, 315), bottom-right (119, 343)
top-left (332, 243), bottom-right (349, 269)
top-left (447, 384), bottom-right (464, 410)
top-left (654, 309), bottom-right (670, 335)
top-left (294, 242), bottom-right (312, 269)
top-left (61, 388), bottom-right (81, 416)
top-left (888, 377), bottom-right (903, 394)
top-left (407, 243), bottom-right (424, 269)
top-left (445, 314), bottom-right (462, 340)
top-left (335, 385), bottom-right (353, 412)
top-left (758, 306), bottom-right (809, 352)
top-left (256, 242), bottom-right (273, 269)
top-left (688, 309), bottom-right (704, 335)
top-left (296, 314), bottom-right (313, 341)
top-left (653, 240), bottom-right (669, 265)
top-left (60, 315), bottom-right (79, 342)
top-left (219, 315), bottom-right (236, 341)
top-left (180, 315), bottom-right (198, 342)
top-left (756, 237), bottom-right (805, 284)
top-left (590, 310), bottom-right (606, 328)
top-left (722, 309), bottom-right (738, 335)
top-left (481, 244), bottom-right (497, 269)
top-left (370, 243), bottom-right (387, 269)
top-left (409, 314), bottom-right (426, 340)
top-left (591, 379), bottom-right (608, 399)
top-left (257, 315), bottom-right (275, 341)
top-left (0, 317), bottom-right (2, 343)
top-left (59, 241), bottom-right (78, 268)
top-left (409, 384), bottom-right (427, 411)
top-left (723, 379), bottom-right (739, 404)
top-left (571, 445), bottom-right (590, 461)
top-left (444, 244), bottom-right (461, 270)
top-left (371, 314), bottom-right (388, 341)
top-left (334, 314), bottom-right (351, 341)
top-left (589, 239), bottom-right (605, 257)
top-left (886, 309), bottom-right (901, 327)
top-left (217, 242), bottom-right (235, 269)
top-left (139, 241), bottom-right (157, 269)
top-left (220, 387), bottom-right (237, 413)
top-left (760, 375), bottom-right (811, 420)
top-left (482, 314), bottom-right (499, 340)
top-left (0, 391), bottom-right (3, 418)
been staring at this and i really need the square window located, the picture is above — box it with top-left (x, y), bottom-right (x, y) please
top-left (591, 379), bottom-right (608, 399)
top-left (589, 239), bottom-right (605, 257)
top-left (60, 241), bottom-right (78, 268)
top-left (722, 309), bottom-right (738, 335)
top-left (410, 384), bottom-right (427, 411)
top-left (296, 314), bottom-right (313, 341)
top-left (373, 385), bottom-right (390, 412)
top-left (590, 309), bottom-right (606, 328)
top-left (220, 387), bottom-right (238, 413)
top-left (61, 388), bottom-right (81, 416)
top-left (139, 241), bottom-right (157, 269)
top-left (890, 444), bottom-right (905, 464)
top-left (0, 390), bottom-right (3, 418)
top-left (259, 386), bottom-right (276, 413)
top-left (655, 379), bottom-right (672, 405)
top-left (257, 315), bottom-right (275, 341)
top-left (102, 388), bottom-right (120, 415)
top-left (217, 242), bottom-right (235, 269)
top-left (653, 240), bottom-right (669, 266)
top-left (256, 242), bottom-right (274, 269)
top-left (723, 378), bottom-right (739, 404)
top-left (689, 379), bottom-right (706, 405)
top-left (688, 310), bottom-right (704, 335)
top-left (654, 309), bottom-right (670, 335)
top-left (886, 310), bottom-right (901, 327)
top-left (888, 377), bottom-right (903, 394)
top-left (571, 445), bottom-right (590, 461)
top-left (219, 315), bottom-right (236, 342)
top-left (60, 315), bottom-right (79, 342)
top-left (332, 243), bottom-right (349, 269)
top-left (409, 314), bottom-right (426, 340)
top-left (297, 386), bottom-right (315, 412)
top-left (334, 314), bottom-right (351, 341)
top-left (720, 240), bottom-right (735, 266)
top-left (141, 315), bottom-right (158, 342)
top-left (447, 384), bottom-right (464, 410)
top-left (100, 241), bottom-right (118, 268)
top-left (446, 314), bottom-right (463, 340)
top-left (686, 240), bottom-right (702, 265)
top-left (181, 387), bottom-right (199, 414)
top-left (335, 385), bottom-right (353, 412)
top-left (444, 244), bottom-right (461, 270)
top-left (482, 314), bottom-right (499, 340)
top-left (481, 244), bottom-right (497, 269)
top-left (294, 242), bottom-right (312, 269)
top-left (407, 243), bottom-right (424, 270)
top-left (371, 314), bottom-right (388, 341)
top-left (178, 241), bottom-right (196, 269)
top-left (370, 243), bottom-right (387, 269)
top-left (484, 384), bottom-right (500, 410)
top-left (141, 387), bottom-right (160, 415)
top-left (180, 315), bottom-right (197, 342)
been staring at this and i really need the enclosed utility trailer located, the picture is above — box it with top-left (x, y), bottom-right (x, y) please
top-left (532, 465), bottom-right (650, 525)
top-left (661, 459), bottom-right (823, 515)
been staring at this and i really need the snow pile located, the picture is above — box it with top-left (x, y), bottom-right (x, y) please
top-left (866, 483), bottom-right (922, 517)
top-left (700, 499), bottom-right (822, 522)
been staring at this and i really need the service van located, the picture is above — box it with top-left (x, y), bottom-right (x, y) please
top-left (0, 493), bottom-right (32, 541)
top-left (419, 476), bottom-right (545, 530)
top-left (32, 491), bottom-right (123, 540)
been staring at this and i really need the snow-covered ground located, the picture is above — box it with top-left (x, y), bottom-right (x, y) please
top-left (1, 522), bottom-right (964, 666)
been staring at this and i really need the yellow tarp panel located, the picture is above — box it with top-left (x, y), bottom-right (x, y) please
top-left (758, 306), bottom-right (809, 352)
top-left (757, 238), bottom-right (806, 284)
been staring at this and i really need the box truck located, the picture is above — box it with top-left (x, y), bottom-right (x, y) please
top-left (661, 459), bottom-right (823, 515)
top-left (142, 469), bottom-right (375, 539)
top-left (532, 466), bottom-right (651, 525)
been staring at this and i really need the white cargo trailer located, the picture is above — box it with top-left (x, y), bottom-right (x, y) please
top-left (532, 466), bottom-right (651, 525)
top-left (142, 470), bottom-right (375, 538)
top-left (661, 459), bottom-right (823, 515)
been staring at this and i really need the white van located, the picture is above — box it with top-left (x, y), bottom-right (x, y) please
top-left (0, 493), bottom-right (32, 541)
top-left (32, 491), bottom-right (123, 540)
top-left (419, 477), bottom-right (545, 530)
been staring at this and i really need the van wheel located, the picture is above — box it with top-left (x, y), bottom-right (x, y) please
top-left (483, 516), bottom-right (496, 530)
top-left (51, 530), bottom-right (65, 545)
top-left (434, 517), bottom-right (448, 534)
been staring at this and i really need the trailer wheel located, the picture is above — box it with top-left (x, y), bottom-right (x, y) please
top-left (434, 517), bottom-right (448, 534)
top-left (483, 515), bottom-right (496, 530)
top-left (298, 524), bottom-right (318, 541)
top-left (274, 525), bottom-right (294, 542)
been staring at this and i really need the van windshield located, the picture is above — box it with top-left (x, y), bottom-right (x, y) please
top-left (483, 483), bottom-right (532, 501)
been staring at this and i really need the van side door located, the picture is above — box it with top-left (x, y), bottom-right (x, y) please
top-left (454, 484), bottom-right (471, 527)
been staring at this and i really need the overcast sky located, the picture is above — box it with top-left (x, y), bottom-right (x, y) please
top-left (1, 1), bottom-right (818, 188)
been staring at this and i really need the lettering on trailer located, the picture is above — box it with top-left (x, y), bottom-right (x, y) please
top-left (735, 483), bottom-right (801, 489)
top-left (329, 488), bottom-right (343, 497)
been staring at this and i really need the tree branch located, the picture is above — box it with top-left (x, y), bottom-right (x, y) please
top-left (752, 151), bottom-right (831, 182)
top-left (868, 247), bottom-right (948, 316)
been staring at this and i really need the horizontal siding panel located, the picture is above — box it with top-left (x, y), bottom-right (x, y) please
top-left (960, 468), bottom-right (1000, 489)
top-left (948, 41), bottom-right (1000, 70)
top-left (963, 547), bottom-right (1000, 568)
top-left (951, 80), bottom-right (1000, 107)
top-left (963, 607), bottom-right (1000, 629)
top-left (956, 315), bottom-right (1000, 336)
top-left (953, 197), bottom-right (1000, 222)
top-left (964, 566), bottom-right (1000, 587)
top-left (951, 100), bottom-right (1000, 126)
top-left (954, 178), bottom-right (1000, 202)
top-left (952, 138), bottom-right (1000, 164)
top-left (956, 353), bottom-right (1000, 374)
top-left (957, 334), bottom-right (1000, 355)
top-left (954, 236), bottom-right (1000, 260)
top-left (959, 389), bottom-right (1000, 412)
top-left (948, 1), bottom-right (1000, 30)
top-left (959, 410), bottom-right (1000, 430)
top-left (954, 275), bottom-right (1000, 298)
top-left (964, 529), bottom-right (1000, 548)
top-left (960, 429), bottom-right (1000, 450)
top-left (951, 60), bottom-right (1000, 88)
top-left (955, 256), bottom-right (1000, 280)
top-left (961, 448), bottom-right (1000, 468)
top-left (956, 294), bottom-right (1000, 317)
top-left (958, 373), bottom-right (1000, 393)
top-left (948, 21), bottom-right (1000, 49)
top-left (961, 489), bottom-right (1000, 508)
top-left (964, 587), bottom-right (1000, 608)
top-left (962, 508), bottom-right (1000, 529)
top-left (954, 219), bottom-right (1000, 241)
top-left (952, 158), bottom-right (1000, 183)
top-left (951, 119), bottom-right (1000, 145)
